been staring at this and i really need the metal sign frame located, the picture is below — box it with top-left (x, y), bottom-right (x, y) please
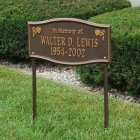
top-left (28, 18), bottom-right (111, 64)
top-left (28, 18), bottom-right (111, 128)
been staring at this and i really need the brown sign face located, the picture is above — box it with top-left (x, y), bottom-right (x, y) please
top-left (28, 18), bottom-right (111, 65)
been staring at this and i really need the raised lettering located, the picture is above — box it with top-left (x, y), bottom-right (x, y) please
top-left (68, 37), bottom-right (73, 46)
top-left (94, 39), bottom-right (99, 48)
top-left (61, 37), bottom-right (66, 46)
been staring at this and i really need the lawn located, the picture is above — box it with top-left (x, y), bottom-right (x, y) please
top-left (0, 65), bottom-right (140, 140)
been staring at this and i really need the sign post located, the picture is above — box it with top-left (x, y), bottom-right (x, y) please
top-left (32, 58), bottom-right (37, 120)
top-left (104, 64), bottom-right (109, 128)
top-left (28, 18), bottom-right (111, 128)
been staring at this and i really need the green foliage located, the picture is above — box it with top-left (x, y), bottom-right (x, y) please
top-left (0, 65), bottom-right (140, 139)
top-left (0, 0), bottom-right (131, 62)
top-left (77, 7), bottom-right (140, 95)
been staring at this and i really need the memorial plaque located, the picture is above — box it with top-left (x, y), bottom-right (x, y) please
top-left (28, 18), bottom-right (111, 128)
top-left (28, 18), bottom-right (111, 65)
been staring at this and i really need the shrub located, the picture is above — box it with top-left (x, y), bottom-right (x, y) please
top-left (76, 7), bottom-right (140, 95)
top-left (0, 0), bottom-right (131, 62)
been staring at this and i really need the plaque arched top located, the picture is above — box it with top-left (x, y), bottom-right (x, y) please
top-left (28, 18), bottom-right (111, 65)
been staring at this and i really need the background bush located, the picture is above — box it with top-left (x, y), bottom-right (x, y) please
top-left (0, 0), bottom-right (131, 62)
top-left (76, 7), bottom-right (140, 95)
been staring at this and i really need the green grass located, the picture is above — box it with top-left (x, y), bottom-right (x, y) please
top-left (0, 65), bottom-right (140, 140)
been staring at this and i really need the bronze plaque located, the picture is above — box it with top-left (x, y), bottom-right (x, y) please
top-left (28, 18), bottom-right (111, 65)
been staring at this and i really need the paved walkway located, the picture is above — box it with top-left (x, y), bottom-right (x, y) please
top-left (129, 0), bottom-right (140, 7)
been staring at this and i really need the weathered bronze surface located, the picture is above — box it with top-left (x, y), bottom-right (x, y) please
top-left (28, 18), bottom-right (111, 65)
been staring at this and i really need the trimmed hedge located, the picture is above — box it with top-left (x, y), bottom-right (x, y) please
top-left (76, 7), bottom-right (140, 95)
top-left (0, 0), bottom-right (131, 62)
